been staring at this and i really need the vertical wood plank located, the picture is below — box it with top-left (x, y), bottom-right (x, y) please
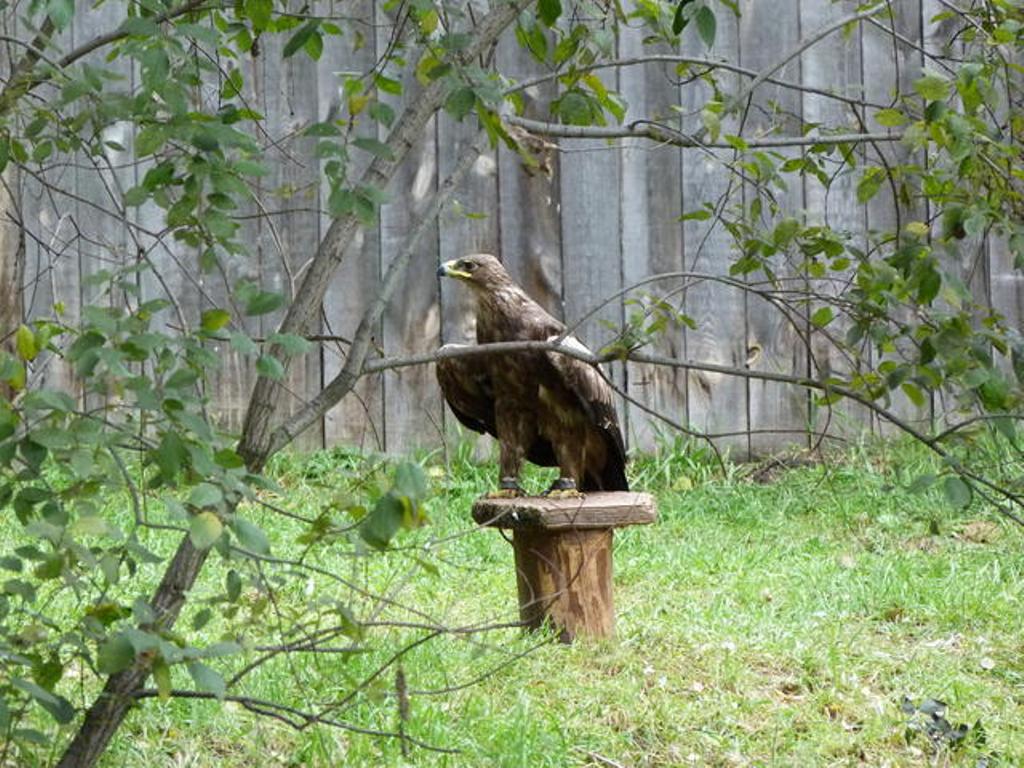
top-left (257, 22), bottom-right (324, 450)
top-left (321, 2), bottom-right (385, 451)
top-left (618, 28), bottom-right (686, 452)
top-left (800, 0), bottom-right (870, 442)
top-left (21, 18), bottom-right (78, 399)
top-left (922, 0), bottom-right (973, 431)
top-left (861, 0), bottom-right (930, 435)
top-left (73, 3), bottom-right (136, 414)
top-left (377, 6), bottom-right (442, 452)
top-left (680, 9), bottom-right (749, 458)
top-left (497, 33), bottom-right (564, 318)
top-left (559, 65), bottom-right (625, 443)
top-left (437, 4), bottom-right (500, 455)
top-left (197, 44), bottom-right (262, 438)
top-left (739, 0), bottom-right (808, 456)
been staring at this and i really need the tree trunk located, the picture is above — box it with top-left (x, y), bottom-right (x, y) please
top-left (57, 1), bottom-right (536, 762)
top-left (55, 541), bottom-right (210, 768)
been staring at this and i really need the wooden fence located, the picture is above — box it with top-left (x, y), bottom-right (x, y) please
top-left (15, 0), bottom-right (1024, 459)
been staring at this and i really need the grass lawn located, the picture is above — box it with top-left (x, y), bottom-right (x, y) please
top-left (13, 438), bottom-right (1024, 767)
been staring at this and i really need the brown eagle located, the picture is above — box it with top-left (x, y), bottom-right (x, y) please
top-left (436, 253), bottom-right (628, 496)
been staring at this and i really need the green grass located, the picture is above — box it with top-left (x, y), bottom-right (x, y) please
top-left (14, 439), bottom-right (1024, 766)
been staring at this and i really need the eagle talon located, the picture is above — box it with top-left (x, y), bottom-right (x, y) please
top-left (543, 478), bottom-right (583, 499)
top-left (486, 478), bottom-right (525, 499)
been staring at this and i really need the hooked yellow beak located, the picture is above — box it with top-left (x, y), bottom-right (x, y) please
top-left (437, 260), bottom-right (472, 280)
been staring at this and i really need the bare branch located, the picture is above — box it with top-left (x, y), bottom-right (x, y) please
top-left (265, 131), bottom-right (490, 455)
top-left (506, 54), bottom-right (890, 111)
top-left (129, 689), bottom-right (459, 753)
top-left (241, 0), bottom-right (537, 468)
top-left (504, 115), bottom-right (904, 149)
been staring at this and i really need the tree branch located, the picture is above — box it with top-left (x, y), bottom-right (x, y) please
top-left (264, 131), bottom-right (490, 455)
top-left (240, 0), bottom-right (536, 468)
top-left (0, 0), bottom-right (209, 116)
top-left (506, 54), bottom-right (889, 111)
top-left (504, 115), bottom-right (903, 149)
top-left (357, 340), bottom-right (1024, 526)
top-left (129, 689), bottom-right (458, 753)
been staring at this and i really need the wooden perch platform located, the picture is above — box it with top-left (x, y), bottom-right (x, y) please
top-left (472, 492), bottom-right (657, 643)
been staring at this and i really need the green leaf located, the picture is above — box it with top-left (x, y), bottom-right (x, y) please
top-left (679, 208), bottom-right (712, 221)
top-left (23, 389), bottom-right (75, 413)
top-left (352, 137), bottom-right (397, 160)
top-left (696, 6), bottom-right (716, 47)
top-left (901, 381), bottom-right (927, 408)
top-left (856, 167), bottom-right (883, 204)
top-left (201, 309), bottom-right (231, 332)
top-left (283, 20), bottom-right (319, 58)
top-left (11, 677), bottom-right (74, 724)
top-left (672, 0), bottom-right (696, 35)
top-left (538, 0), bottom-right (562, 27)
top-left (375, 74), bottom-right (402, 96)
top-left (394, 462), bottom-right (427, 499)
top-left (810, 306), bottom-right (834, 328)
top-left (214, 448), bottom-right (245, 469)
top-left (123, 186), bottom-right (149, 206)
top-left (187, 662), bottom-right (226, 700)
top-left (71, 516), bottom-right (110, 537)
top-left (772, 217), bottom-right (800, 247)
top-left (873, 108), bottom-right (906, 127)
top-left (943, 476), bottom-right (972, 509)
top-left (189, 483), bottom-right (223, 509)
top-left (97, 634), bottom-right (136, 675)
top-left (46, 0), bottom-right (74, 30)
top-left (165, 368), bottom-right (198, 390)
top-left (914, 73), bottom-right (950, 101)
top-left (244, 0), bottom-right (273, 30)
top-left (359, 493), bottom-right (404, 550)
top-left (908, 473), bottom-right (937, 493)
top-left (268, 333), bottom-right (312, 356)
top-left (190, 512), bottom-right (224, 549)
top-left (369, 101), bottom-right (395, 127)
top-left (156, 432), bottom-right (188, 482)
top-left (15, 325), bottom-right (37, 361)
top-left (304, 31), bottom-right (324, 61)
top-left (244, 291), bottom-right (284, 316)
top-left (226, 569), bottom-right (242, 602)
top-left (557, 91), bottom-right (593, 125)
top-left (153, 659), bottom-right (172, 701)
top-left (256, 355), bottom-right (285, 380)
top-left (231, 518), bottom-right (270, 555)
top-left (444, 87), bottom-right (476, 120)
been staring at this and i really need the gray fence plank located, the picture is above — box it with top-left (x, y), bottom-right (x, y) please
top-left (321, 1), bottom-right (385, 451)
top-left (861, 1), bottom-right (931, 435)
top-left (558, 60), bottom-right (626, 441)
top-left (739, 0), bottom-right (809, 456)
top-left (258, 28), bottom-right (325, 449)
top-left (496, 35), bottom-right (564, 315)
top-left (680, 10), bottom-right (749, 458)
top-left (377, 5), bottom-right (443, 452)
top-left (800, 0), bottom-right (872, 442)
top-left (619, 28), bottom-right (687, 452)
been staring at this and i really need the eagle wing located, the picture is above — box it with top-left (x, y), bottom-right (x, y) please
top-left (436, 345), bottom-right (557, 466)
top-left (544, 335), bottom-right (629, 491)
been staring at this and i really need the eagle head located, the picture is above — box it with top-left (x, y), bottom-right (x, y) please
top-left (436, 253), bottom-right (509, 289)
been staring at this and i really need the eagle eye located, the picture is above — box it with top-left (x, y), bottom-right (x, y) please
top-left (459, 260), bottom-right (477, 272)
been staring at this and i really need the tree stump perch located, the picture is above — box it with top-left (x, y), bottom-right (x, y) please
top-left (472, 492), bottom-right (657, 643)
